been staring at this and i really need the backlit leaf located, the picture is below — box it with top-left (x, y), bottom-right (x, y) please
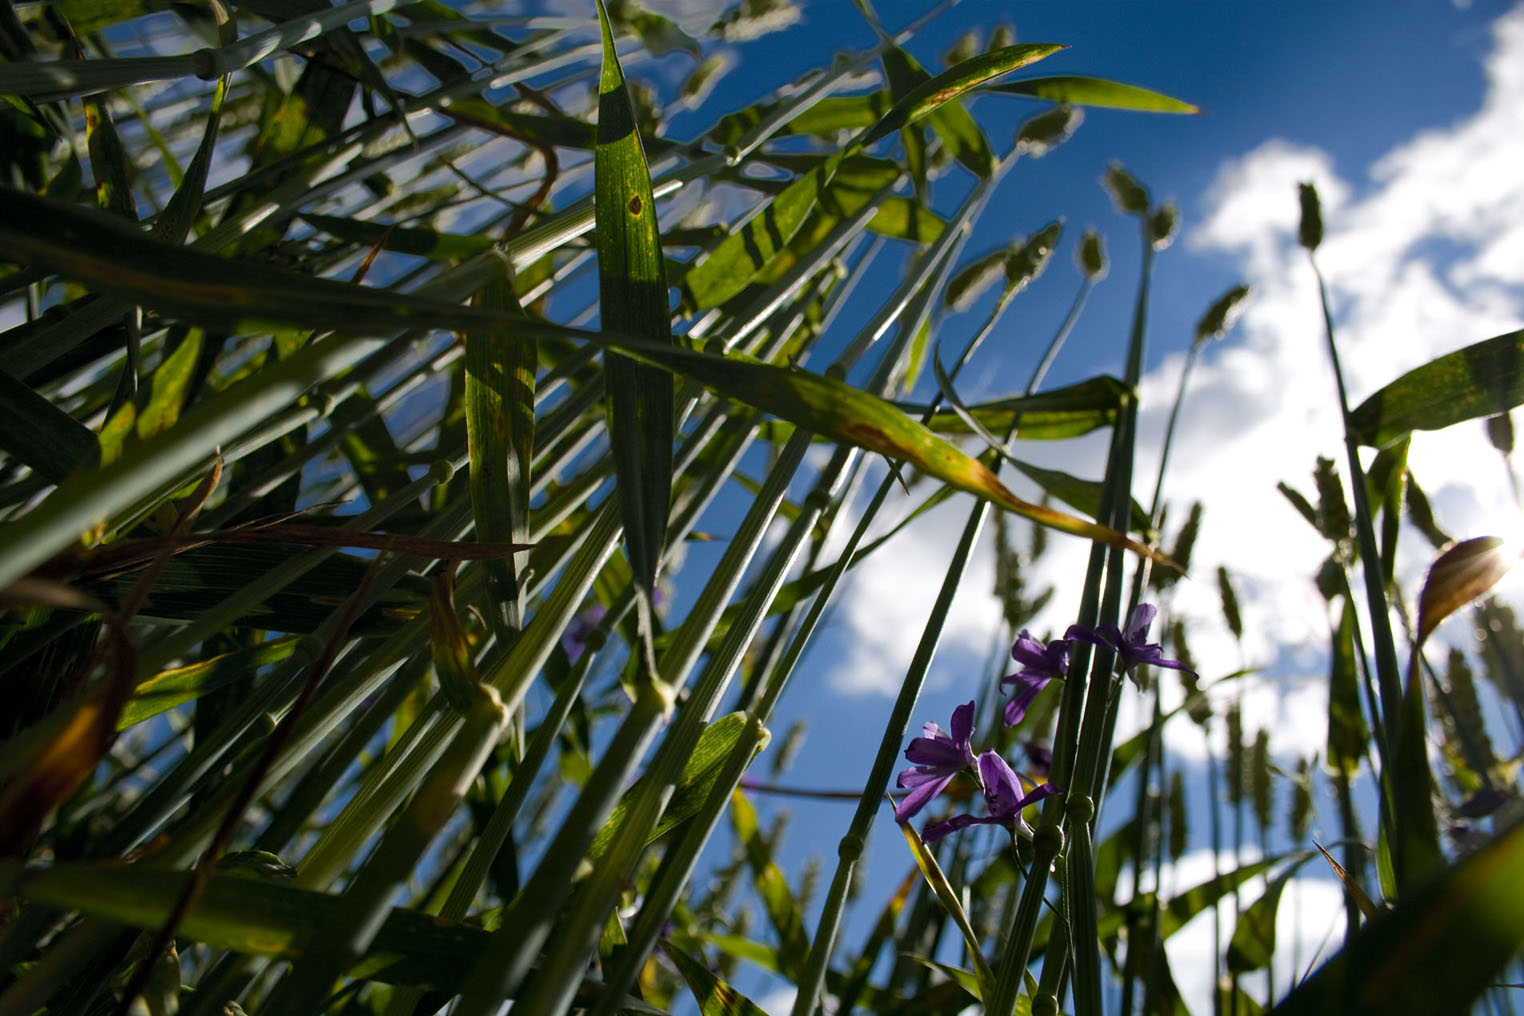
top-left (596, 0), bottom-right (675, 642)
top-left (985, 75), bottom-right (1198, 113)
top-left (1349, 329), bottom-right (1524, 448)
top-left (664, 943), bottom-right (772, 1016)
top-left (1273, 820), bottom-right (1524, 1016)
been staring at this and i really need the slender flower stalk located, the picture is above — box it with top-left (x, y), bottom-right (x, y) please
top-left (790, 151), bottom-right (1018, 1016)
top-left (992, 169), bottom-right (1161, 1016)
top-left (1299, 181), bottom-right (1404, 760)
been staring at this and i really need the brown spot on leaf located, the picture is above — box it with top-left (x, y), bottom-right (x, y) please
top-left (628, 195), bottom-right (642, 216)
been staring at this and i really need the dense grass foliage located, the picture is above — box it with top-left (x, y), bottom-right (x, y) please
top-left (1, 4), bottom-right (1522, 1015)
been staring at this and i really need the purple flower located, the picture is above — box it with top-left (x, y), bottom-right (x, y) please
top-left (894, 701), bottom-right (977, 822)
top-left (561, 604), bottom-right (606, 663)
top-left (1023, 741), bottom-right (1053, 778)
top-left (1001, 630), bottom-right (1069, 727)
top-left (1065, 604), bottom-right (1194, 678)
top-left (922, 750), bottom-right (1061, 843)
top-left (1456, 785), bottom-right (1509, 819)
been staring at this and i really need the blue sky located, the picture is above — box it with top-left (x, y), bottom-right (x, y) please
top-left (18, 3), bottom-right (1520, 1012)
top-left (601, 2), bottom-right (1524, 1011)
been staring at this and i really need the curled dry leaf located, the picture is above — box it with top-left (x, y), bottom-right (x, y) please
top-left (1416, 535), bottom-right (1522, 647)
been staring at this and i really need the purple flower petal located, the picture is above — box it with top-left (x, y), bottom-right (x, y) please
top-left (949, 700), bottom-right (975, 744)
top-left (1066, 605), bottom-right (1194, 678)
top-left (897, 768), bottom-right (949, 790)
top-left (916, 758), bottom-right (1061, 843)
top-left (1002, 675), bottom-right (1050, 727)
top-left (895, 775), bottom-right (954, 822)
top-left (921, 813), bottom-right (999, 844)
top-left (892, 702), bottom-right (979, 822)
top-left (1457, 785), bottom-right (1509, 819)
top-left (978, 751), bottom-right (1024, 819)
top-left (1004, 632), bottom-right (1070, 686)
top-left (1123, 604), bottom-right (1157, 645)
top-left (1009, 629), bottom-right (1051, 669)
top-left (904, 736), bottom-right (972, 769)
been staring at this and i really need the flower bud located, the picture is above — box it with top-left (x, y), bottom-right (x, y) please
top-left (1487, 411), bottom-right (1514, 455)
top-left (1149, 202), bottom-right (1178, 250)
top-left (1015, 105), bottom-right (1081, 159)
top-left (1078, 228), bottom-right (1107, 279)
top-left (1298, 181), bottom-right (1323, 250)
top-left (1004, 221), bottom-right (1062, 290)
top-left (1105, 163), bottom-right (1150, 216)
top-left (1194, 284), bottom-right (1250, 346)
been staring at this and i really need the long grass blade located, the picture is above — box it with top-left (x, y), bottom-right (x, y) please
top-left (595, 0), bottom-right (674, 656)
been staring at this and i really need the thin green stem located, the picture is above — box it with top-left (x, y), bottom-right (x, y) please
top-left (1308, 255), bottom-right (1402, 755)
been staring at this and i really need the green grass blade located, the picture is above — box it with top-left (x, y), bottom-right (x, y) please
top-left (775, 92), bottom-right (893, 139)
top-left (0, 856), bottom-right (667, 1011)
top-left (931, 351), bottom-right (1149, 529)
top-left (867, 196), bottom-right (947, 241)
top-left (686, 43), bottom-right (1060, 311)
top-left (595, 0), bottom-right (674, 635)
top-left (856, 43), bottom-right (1065, 150)
top-left (589, 716), bottom-right (770, 1016)
top-left (1349, 328), bottom-right (1524, 448)
top-left (1327, 598), bottom-right (1372, 777)
top-left (625, 346), bottom-right (1160, 561)
top-left (120, 637), bottom-right (298, 730)
top-left (587, 713), bottom-right (753, 861)
top-left (0, 191), bottom-right (1141, 566)
top-left (1226, 865), bottom-right (1298, 973)
top-left (466, 259), bottom-right (534, 630)
top-left (1271, 819), bottom-right (1524, 1016)
top-left (83, 93), bottom-right (137, 220)
top-left (680, 149), bottom-right (852, 312)
top-left (882, 46), bottom-right (994, 178)
top-left (301, 213), bottom-right (496, 261)
top-left (0, 367), bottom-right (99, 482)
top-left (836, 867), bottom-right (919, 1011)
top-left (337, 390), bottom-right (412, 506)
top-left (0, 327), bottom-right (389, 591)
top-left (732, 789), bottom-right (812, 981)
top-left (1007, 457), bottom-right (1152, 533)
top-left (903, 956), bottom-right (986, 1006)
top-left (261, 688), bottom-right (509, 1010)
top-left (898, 819), bottom-right (997, 1001)
top-left (1155, 854), bottom-right (1286, 939)
top-left (152, 14), bottom-right (232, 245)
top-left (985, 75), bottom-right (1199, 112)
top-left (918, 376), bottom-right (1127, 440)
top-left (1390, 656), bottom-right (1444, 889)
top-left (664, 942), bottom-right (774, 1016)
top-left (0, 859), bottom-right (484, 992)
top-left (0, 0), bottom-right (406, 101)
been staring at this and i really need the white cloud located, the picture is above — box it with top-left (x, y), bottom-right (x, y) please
top-left (755, 984), bottom-right (797, 1016)
top-left (780, 9), bottom-right (1524, 1015)
top-left (1160, 850), bottom-right (1351, 1013)
top-left (1104, 5), bottom-right (1524, 770)
top-left (824, 2), bottom-right (1524, 780)
top-left (825, 486), bottom-right (1006, 696)
top-left (1173, 2), bottom-right (1524, 684)
top-left (1102, 845), bottom-right (1354, 1013)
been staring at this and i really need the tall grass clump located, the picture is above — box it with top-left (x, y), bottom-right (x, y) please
top-left (1, 4), bottom-right (1523, 1016)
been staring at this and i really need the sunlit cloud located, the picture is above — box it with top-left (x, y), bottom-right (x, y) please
top-left (823, 5), bottom-right (1524, 791)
